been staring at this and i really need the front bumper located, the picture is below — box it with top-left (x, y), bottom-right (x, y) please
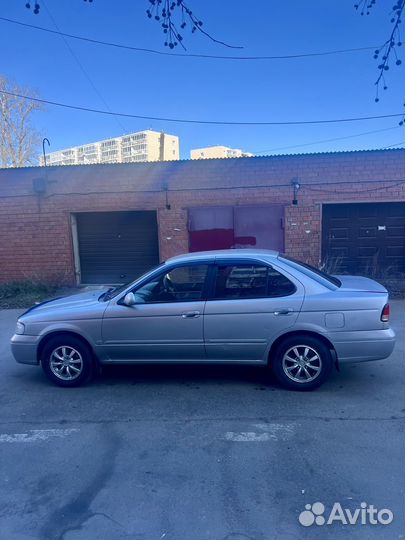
top-left (11, 334), bottom-right (40, 365)
top-left (328, 328), bottom-right (396, 363)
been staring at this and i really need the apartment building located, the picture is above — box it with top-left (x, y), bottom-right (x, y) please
top-left (190, 145), bottom-right (254, 160)
top-left (40, 130), bottom-right (180, 166)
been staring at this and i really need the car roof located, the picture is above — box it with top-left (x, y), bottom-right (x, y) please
top-left (166, 249), bottom-right (279, 264)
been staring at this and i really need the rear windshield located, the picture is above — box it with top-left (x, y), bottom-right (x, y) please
top-left (279, 255), bottom-right (341, 287)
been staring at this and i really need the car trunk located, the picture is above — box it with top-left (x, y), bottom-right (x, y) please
top-left (333, 275), bottom-right (388, 293)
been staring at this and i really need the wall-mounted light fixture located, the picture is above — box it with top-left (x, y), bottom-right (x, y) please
top-left (291, 178), bottom-right (301, 205)
top-left (42, 138), bottom-right (50, 167)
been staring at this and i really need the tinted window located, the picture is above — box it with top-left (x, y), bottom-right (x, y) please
top-left (213, 264), bottom-right (295, 300)
top-left (105, 263), bottom-right (165, 300)
top-left (279, 255), bottom-right (341, 287)
top-left (267, 266), bottom-right (297, 296)
top-left (133, 265), bottom-right (208, 303)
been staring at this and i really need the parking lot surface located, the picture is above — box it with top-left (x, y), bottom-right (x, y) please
top-left (0, 301), bottom-right (403, 540)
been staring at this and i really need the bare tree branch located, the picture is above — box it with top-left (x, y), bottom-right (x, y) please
top-left (355, 0), bottom-right (404, 120)
top-left (0, 76), bottom-right (44, 167)
top-left (146, 0), bottom-right (242, 50)
top-left (25, 0), bottom-right (241, 50)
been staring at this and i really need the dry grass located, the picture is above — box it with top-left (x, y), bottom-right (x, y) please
top-left (0, 281), bottom-right (59, 309)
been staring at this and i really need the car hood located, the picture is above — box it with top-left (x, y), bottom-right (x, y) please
top-left (21, 288), bottom-right (109, 318)
top-left (333, 275), bottom-right (387, 293)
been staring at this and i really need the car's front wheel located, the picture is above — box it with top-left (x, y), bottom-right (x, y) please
top-left (271, 335), bottom-right (333, 390)
top-left (41, 335), bottom-right (95, 387)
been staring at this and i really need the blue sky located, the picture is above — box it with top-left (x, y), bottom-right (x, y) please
top-left (0, 0), bottom-right (404, 160)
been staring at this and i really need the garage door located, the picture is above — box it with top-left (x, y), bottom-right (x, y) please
top-left (76, 211), bottom-right (159, 284)
top-left (322, 202), bottom-right (405, 278)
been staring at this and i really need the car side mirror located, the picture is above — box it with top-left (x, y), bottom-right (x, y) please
top-left (123, 292), bottom-right (136, 306)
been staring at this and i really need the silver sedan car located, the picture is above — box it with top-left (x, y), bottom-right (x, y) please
top-left (11, 249), bottom-right (395, 390)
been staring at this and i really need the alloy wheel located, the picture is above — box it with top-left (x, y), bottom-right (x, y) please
top-left (49, 346), bottom-right (83, 381)
top-left (282, 345), bottom-right (322, 383)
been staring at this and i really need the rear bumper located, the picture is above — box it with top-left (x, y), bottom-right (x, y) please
top-left (11, 334), bottom-right (40, 365)
top-left (328, 328), bottom-right (396, 363)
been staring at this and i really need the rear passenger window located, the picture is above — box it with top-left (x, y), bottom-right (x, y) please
top-left (213, 264), bottom-right (295, 299)
top-left (267, 266), bottom-right (296, 297)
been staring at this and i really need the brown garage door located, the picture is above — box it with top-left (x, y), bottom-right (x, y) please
top-left (76, 211), bottom-right (159, 284)
top-left (322, 202), bottom-right (405, 278)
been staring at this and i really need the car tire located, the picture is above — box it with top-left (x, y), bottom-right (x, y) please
top-left (271, 335), bottom-right (333, 391)
top-left (41, 335), bottom-right (95, 387)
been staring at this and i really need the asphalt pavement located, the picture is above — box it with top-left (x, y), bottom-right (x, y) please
top-left (0, 301), bottom-right (404, 540)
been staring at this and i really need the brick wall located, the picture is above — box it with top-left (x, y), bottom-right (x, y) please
top-left (0, 149), bottom-right (404, 284)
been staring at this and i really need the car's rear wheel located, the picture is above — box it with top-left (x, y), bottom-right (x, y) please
top-left (41, 335), bottom-right (94, 387)
top-left (271, 335), bottom-right (333, 390)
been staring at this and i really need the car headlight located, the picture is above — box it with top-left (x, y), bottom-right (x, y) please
top-left (15, 321), bottom-right (25, 335)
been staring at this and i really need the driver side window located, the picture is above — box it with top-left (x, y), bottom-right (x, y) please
top-left (133, 264), bottom-right (209, 303)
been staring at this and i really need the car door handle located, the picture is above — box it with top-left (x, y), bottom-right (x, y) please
top-left (181, 311), bottom-right (201, 318)
top-left (273, 308), bottom-right (293, 316)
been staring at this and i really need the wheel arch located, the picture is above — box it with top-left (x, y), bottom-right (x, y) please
top-left (37, 330), bottom-right (97, 365)
top-left (268, 330), bottom-right (337, 367)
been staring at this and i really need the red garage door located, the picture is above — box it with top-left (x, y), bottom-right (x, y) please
top-left (188, 205), bottom-right (285, 252)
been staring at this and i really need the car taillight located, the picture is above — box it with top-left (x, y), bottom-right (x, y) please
top-left (381, 304), bottom-right (390, 322)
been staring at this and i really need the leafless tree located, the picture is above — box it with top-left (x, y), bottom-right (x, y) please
top-left (0, 76), bottom-right (43, 168)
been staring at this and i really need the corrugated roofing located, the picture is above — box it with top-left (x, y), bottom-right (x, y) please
top-left (2, 146), bottom-right (405, 171)
top-left (0, 148), bottom-right (404, 198)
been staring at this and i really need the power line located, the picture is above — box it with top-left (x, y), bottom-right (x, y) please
top-left (0, 179), bottom-right (402, 198)
top-left (254, 126), bottom-right (404, 154)
top-left (303, 180), bottom-right (405, 194)
top-left (0, 16), bottom-right (380, 61)
top-left (384, 141), bottom-right (405, 148)
top-left (41, 2), bottom-right (127, 133)
top-left (0, 90), bottom-right (404, 126)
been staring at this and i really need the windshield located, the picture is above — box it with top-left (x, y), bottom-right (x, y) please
top-left (279, 255), bottom-right (341, 287)
top-left (100, 262), bottom-right (166, 301)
